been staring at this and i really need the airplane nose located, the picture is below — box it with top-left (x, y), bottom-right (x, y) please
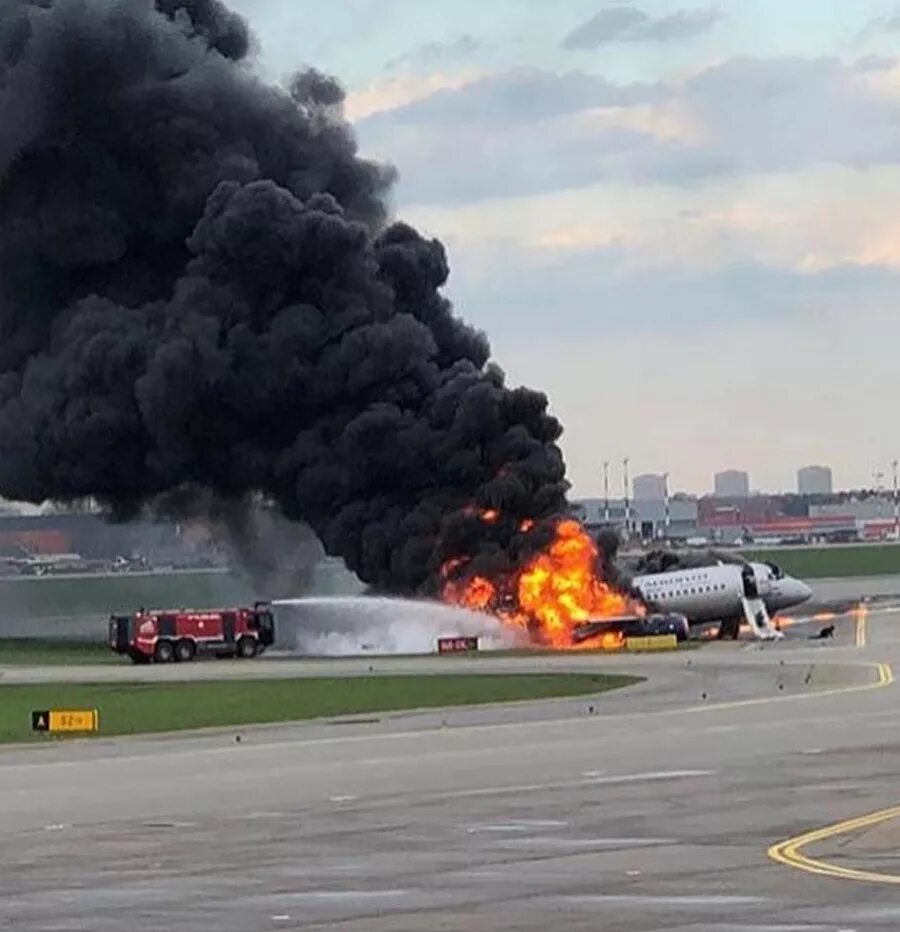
top-left (795, 580), bottom-right (813, 603)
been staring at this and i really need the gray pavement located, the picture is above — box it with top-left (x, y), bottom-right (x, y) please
top-left (810, 572), bottom-right (900, 602)
top-left (2, 608), bottom-right (900, 929)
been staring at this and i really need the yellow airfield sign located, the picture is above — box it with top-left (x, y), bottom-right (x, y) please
top-left (32, 709), bottom-right (99, 733)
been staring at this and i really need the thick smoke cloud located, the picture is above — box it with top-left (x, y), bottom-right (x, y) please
top-left (154, 0), bottom-right (250, 60)
top-left (626, 547), bottom-right (745, 578)
top-left (152, 486), bottom-right (326, 598)
top-left (0, 0), bottom-right (568, 594)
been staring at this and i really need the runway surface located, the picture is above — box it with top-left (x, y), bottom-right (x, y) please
top-left (810, 572), bottom-right (900, 602)
top-left (2, 608), bottom-right (900, 929)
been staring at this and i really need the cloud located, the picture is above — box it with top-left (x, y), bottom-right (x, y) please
top-left (386, 34), bottom-right (481, 71)
top-left (404, 164), bottom-right (900, 279)
top-left (448, 236), bottom-right (900, 341)
top-left (856, 54), bottom-right (895, 71)
top-left (642, 8), bottom-right (721, 40)
top-left (563, 7), bottom-right (646, 48)
top-left (385, 33), bottom-right (482, 71)
top-left (445, 241), bottom-right (900, 496)
top-left (355, 55), bottom-right (900, 206)
top-left (359, 67), bottom-right (662, 130)
top-left (681, 56), bottom-right (900, 174)
top-left (344, 69), bottom-right (488, 121)
top-left (562, 6), bottom-right (720, 49)
top-left (863, 10), bottom-right (900, 34)
top-left (432, 231), bottom-right (900, 495)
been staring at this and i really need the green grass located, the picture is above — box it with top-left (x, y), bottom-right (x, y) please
top-left (0, 673), bottom-right (641, 743)
top-left (0, 638), bottom-right (114, 665)
top-left (0, 565), bottom-right (363, 637)
top-left (742, 544), bottom-right (900, 578)
top-left (0, 570), bottom-right (258, 620)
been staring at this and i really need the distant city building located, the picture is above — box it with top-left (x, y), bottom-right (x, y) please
top-left (633, 473), bottom-right (667, 501)
top-left (714, 470), bottom-right (750, 498)
top-left (797, 465), bottom-right (833, 495)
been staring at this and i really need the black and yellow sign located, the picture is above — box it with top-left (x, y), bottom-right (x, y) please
top-left (31, 709), bottom-right (99, 733)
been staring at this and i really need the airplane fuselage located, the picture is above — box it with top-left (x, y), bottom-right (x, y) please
top-left (631, 561), bottom-right (812, 626)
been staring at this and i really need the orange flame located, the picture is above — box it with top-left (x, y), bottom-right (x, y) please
top-left (442, 517), bottom-right (643, 650)
top-left (517, 519), bottom-right (641, 648)
top-left (599, 630), bottom-right (626, 651)
top-left (440, 556), bottom-right (469, 579)
top-left (444, 575), bottom-right (496, 612)
top-left (462, 505), bottom-right (502, 525)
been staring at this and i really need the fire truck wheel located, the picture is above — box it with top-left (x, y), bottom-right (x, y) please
top-left (236, 636), bottom-right (258, 659)
top-left (174, 639), bottom-right (196, 663)
top-left (154, 639), bottom-right (175, 663)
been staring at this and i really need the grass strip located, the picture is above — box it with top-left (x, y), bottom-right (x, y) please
top-left (742, 544), bottom-right (900, 579)
top-left (0, 673), bottom-right (641, 743)
top-left (0, 638), bottom-right (115, 666)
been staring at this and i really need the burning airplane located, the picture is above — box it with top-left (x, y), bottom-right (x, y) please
top-left (0, 0), bottom-right (748, 650)
top-left (440, 515), bottom-right (650, 649)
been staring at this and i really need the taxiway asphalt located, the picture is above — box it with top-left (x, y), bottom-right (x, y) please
top-left (2, 605), bottom-right (900, 930)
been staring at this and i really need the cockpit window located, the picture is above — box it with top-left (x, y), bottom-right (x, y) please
top-left (766, 562), bottom-right (784, 579)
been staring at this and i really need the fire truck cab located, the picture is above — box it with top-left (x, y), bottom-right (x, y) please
top-left (109, 603), bottom-right (276, 664)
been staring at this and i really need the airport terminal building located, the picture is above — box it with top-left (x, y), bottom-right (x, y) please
top-left (571, 491), bottom-right (900, 545)
top-left (570, 497), bottom-right (699, 541)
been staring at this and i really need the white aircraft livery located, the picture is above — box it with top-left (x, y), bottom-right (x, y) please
top-left (631, 559), bottom-right (813, 640)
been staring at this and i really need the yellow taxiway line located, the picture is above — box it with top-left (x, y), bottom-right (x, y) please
top-left (767, 662), bottom-right (897, 885)
top-left (855, 604), bottom-right (868, 648)
top-left (769, 802), bottom-right (900, 884)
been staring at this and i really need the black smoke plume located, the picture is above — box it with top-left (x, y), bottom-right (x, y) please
top-left (0, 0), bottom-right (568, 594)
top-left (594, 526), bottom-right (625, 588)
top-left (152, 486), bottom-right (325, 597)
top-left (628, 548), bottom-right (745, 576)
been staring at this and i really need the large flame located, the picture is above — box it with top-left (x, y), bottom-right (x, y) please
top-left (517, 519), bottom-right (638, 647)
top-left (441, 515), bottom-right (644, 649)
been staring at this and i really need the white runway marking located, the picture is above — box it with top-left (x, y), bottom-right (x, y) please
top-left (560, 893), bottom-right (766, 907)
top-left (437, 769), bottom-right (716, 801)
top-left (466, 819), bottom-right (568, 833)
top-left (494, 836), bottom-right (676, 848)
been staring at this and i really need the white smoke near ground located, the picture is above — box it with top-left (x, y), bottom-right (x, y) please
top-left (271, 595), bottom-right (523, 656)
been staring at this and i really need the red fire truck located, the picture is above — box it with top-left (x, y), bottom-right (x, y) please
top-left (108, 603), bottom-right (276, 664)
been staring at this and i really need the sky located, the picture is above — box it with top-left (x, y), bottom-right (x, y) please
top-left (228, 0), bottom-right (900, 497)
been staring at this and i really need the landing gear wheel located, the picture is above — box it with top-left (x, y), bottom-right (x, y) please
top-left (154, 639), bottom-right (175, 663)
top-left (174, 639), bottom-right (196, 663)
top-left (717, 618), bottom-right (741, 640)
top-left (236, 636), bottom-right (258, 659)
